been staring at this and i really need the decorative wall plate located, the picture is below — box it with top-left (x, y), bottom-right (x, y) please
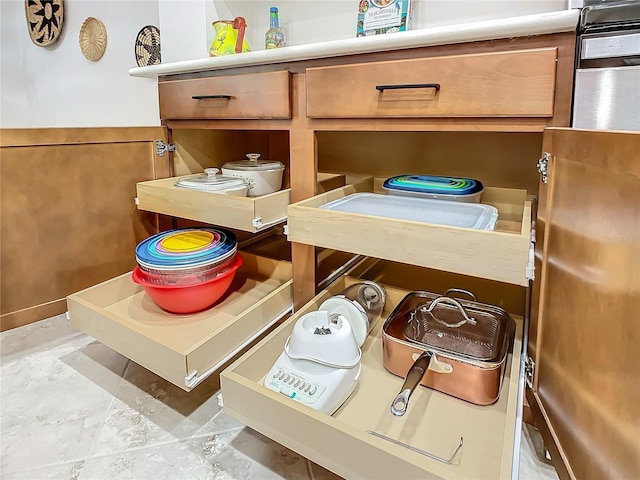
top-left (79, 17), bottom-right (107, 61)
top-left (135, 25), bottom-right (161, 67)
top-left (25, 0), bottom-right (64, 47)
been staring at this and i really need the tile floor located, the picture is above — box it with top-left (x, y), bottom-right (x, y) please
top-left (1, 314), bottom-right (559, 480)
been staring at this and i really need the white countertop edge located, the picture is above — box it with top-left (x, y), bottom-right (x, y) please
top-left (129, 9), bottom-right (579, 78)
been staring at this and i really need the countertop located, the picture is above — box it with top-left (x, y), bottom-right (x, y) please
top-left (129, 9), bottom-right (579, 79)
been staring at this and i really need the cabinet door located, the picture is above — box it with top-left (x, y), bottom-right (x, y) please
top-left (532, 128), bottom-right (640, 480)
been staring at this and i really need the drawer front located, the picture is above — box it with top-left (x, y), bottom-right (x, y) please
top-left (306, 48), bottom-right (557, 118)
top-left (159, 71), bottom-right (291, 120)
top-left (67, 253), bottom-right (293, 391)
top-left (221, 276), bottom-right (523, 479)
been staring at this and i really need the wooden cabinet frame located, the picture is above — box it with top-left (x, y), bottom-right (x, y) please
top-left (149, 30), bottom-right (640, 480)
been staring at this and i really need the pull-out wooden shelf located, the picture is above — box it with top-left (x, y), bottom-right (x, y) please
top-left (287, 177), bottom-right (533, 286)
top-left (221, 275), bottom-right (523, 479)
top-left (67, 253), bottom-right (293, 391)
top-left (137, 173), bottom-right (346, 233)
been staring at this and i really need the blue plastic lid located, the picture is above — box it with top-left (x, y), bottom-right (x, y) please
top-left (382, 175), bottom-right (483, 196)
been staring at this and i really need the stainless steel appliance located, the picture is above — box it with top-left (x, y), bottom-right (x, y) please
top-left (573, 0), bottom-right (640, 131)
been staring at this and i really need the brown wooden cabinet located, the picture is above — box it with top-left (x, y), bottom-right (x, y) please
top-left (67, 30), bottom-right (639, 480)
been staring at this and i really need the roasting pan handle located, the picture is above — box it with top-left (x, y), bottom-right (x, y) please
top-left (390, 351), bottom-right (433, 417)
top-left (420, 297), bottom-right (477, 328)
top-left (444, 288), bottom-right (476, 302)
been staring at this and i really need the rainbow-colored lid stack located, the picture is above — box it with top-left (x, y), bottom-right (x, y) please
top-left (382, 175), bottom-right (484, 197)
top-left (135, 227), bottom-right (237, 273)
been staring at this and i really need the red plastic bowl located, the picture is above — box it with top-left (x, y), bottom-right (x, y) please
top-left (132, 254), bottom-right (243, 314)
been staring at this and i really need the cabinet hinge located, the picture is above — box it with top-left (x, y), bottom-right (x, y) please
top-left (537, 152), bottom-right (550, 183)
top-left (156, 140), bottom-right (175, 157)
top-left (525, 355), bottom-right (535, 389)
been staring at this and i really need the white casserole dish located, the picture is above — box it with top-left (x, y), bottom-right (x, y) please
top-left (175, 168), bottom-right (248, 196)
top-left (221, 153), bottom-right (284, 197)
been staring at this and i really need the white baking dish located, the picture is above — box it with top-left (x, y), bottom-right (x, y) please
top-left (175, 168), bottom-right (248, 196)
top-left (222, 153), bottom-right (284, 197)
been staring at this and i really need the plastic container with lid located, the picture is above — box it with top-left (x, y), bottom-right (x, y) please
top-left (320, 193), bottom-right (498, 231)
top-left (175, 168), bottom-right (248, 196)
top-left (221, 153), bottom-right (284, 197)
top-left (382, 174), bottom-right (484, 203)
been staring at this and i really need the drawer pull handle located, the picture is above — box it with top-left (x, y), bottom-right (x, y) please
top-left (192, 94), bottom-right (232, 100)
top-left (375, 83), bottom-right (440, 92)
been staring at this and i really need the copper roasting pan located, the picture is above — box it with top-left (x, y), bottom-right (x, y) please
top-left (382, 290), bottom-right (515, 416)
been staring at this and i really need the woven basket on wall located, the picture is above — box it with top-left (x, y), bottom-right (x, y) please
top-left (25, 0), bottom-right (64, 47)
top-left (79, 17), bottom-right (107, 61)
top-left (135, 25), bottom-right (161, 67)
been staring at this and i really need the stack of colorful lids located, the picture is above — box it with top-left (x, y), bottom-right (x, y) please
top-left (382, 174), bottom-right (484, 203)
top-left (135, 227), bottom-right (238, 278)
top-left (132, 227), bottom-right (243, 314)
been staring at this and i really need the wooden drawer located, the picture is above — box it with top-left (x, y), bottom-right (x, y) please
top-left (136, 173), bottom-right (345, 233)
top-left (159, 71), bottom-right (291, 120)
top-left (306, 48), bottom-right (557, 118)
top-left (67, 253), bottom-right (292, 391)
top-left (287, 177), bottom-right (533, 286)
top-left (220, 275), bottom-right (523, 479)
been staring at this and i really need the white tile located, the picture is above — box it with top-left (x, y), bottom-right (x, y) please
top-left (0, 378), bottom-right (115, 473)
top-left (89, 362), bottom-right (243, 457)
top-left (0, 314), bottom-right (86, 364)
top-left (1, 340), bottom-right (128, 396)
top-left (2, 460), bottom-right (85, 480)
top-left (0, 319), bottom-right (127, 474)
top-left (79, 434), bottom-right (236, 480)
top-left (80, 430), bottom-right (311, 480)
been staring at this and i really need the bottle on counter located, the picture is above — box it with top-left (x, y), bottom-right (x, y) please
top-left (265, 7), bottom-right (286, 49)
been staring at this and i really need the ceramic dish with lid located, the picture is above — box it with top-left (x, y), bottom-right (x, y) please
top-left (221, 153), bottom-right (284, 197)
top-left (175, 168), bottom-right (249, 196)
top-left (382, 174), bottom-right (484, 203)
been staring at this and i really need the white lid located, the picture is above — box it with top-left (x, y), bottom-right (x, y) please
top-left (175, 168), bottom-right (247, 192)
top-left (320, 193), bottom-right (499, 231)
top-left (318, 296), bottom-right (369, 347)
top-left (222, 153), bottom-right (284, 171)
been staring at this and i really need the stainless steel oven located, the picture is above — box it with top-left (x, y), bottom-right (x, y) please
top-left (573, 0), bottom-right (640, 131)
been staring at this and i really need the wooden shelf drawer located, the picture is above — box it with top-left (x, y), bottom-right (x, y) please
top-left (287, 177), bottom-right (533, 286)
top-left (220, 275), bottom-right (523, 479)
top-left (159, 71), bottom-right (291, 120)
top-left (67, 253), bottom-right (293, 391)
top-left (306, 48), bottom-right (557, 118)
top-left (136, 177), bottom-right (290, 233)
top-left (136, 173), bottom-right (345, 233)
